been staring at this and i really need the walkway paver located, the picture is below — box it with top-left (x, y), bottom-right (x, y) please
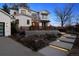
top-left (50, 41), bottom-right (73, 50)
top-left (58, 35), bottom-right (76, 43)
top-left (63, 34), bottom-right (76, 39)
top-left (0, 37), bottom-right (43, 56)
top-left (38, 33), bottom-right (76, 56)
top-left (38, 46), bottom-right (68, 56)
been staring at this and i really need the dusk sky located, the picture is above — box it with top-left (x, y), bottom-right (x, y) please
top-left (0, 3), bottom-right (79, 26)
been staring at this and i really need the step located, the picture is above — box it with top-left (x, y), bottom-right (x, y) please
top-left (38, 46), bottom-right (68, 56)
top-left (63, 35), bottom-right (76, 39)
top-left (59, 37), bottom-right (75, 43)
top-left (50, 41), bottom-right (73, 50)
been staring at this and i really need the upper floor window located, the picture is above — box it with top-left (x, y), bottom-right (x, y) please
top-left (27, 19), bottom-right (30, 25)
top-left (21, 10), bottom-right (26, 15)
top-left (42, 15), bottom-right (47, 19)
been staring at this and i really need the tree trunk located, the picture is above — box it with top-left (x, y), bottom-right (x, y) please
top-left (61, 21), bottom-right (64, 29)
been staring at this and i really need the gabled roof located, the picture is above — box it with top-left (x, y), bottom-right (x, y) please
top-left (0, 9), bottom-right (15, 19)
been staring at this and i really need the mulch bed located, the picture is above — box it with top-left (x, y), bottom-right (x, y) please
top-left (11, 33), bottom-right (62, 51)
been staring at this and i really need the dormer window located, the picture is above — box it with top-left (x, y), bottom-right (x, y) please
top-left (21, 10), bottom-right (26, 15)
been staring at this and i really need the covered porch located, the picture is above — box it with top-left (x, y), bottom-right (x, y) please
top-left (30, 20), bottom-right (51, 30)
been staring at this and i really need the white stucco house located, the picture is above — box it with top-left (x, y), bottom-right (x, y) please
top-left (10, 7), bottom-right (32, 30)
top-left (0, 9), bottom-right (14, 36)
top-left (0, 5), bottom-right (51, 36)
top-left (9, 6), bottom-right (50, 30)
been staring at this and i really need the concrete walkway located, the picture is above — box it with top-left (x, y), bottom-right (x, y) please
top-left (50, 41), bottom-right (73, 50)
top-left (58, 36), bottom-right (75, 43)
top-left (38, 46), bottom-right (68, 56)
top-left (38, 33), bottom-right (76, 56)
top-left (0, 37), bottom-right (43, 56)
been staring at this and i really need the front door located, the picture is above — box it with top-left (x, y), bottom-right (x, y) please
top-left (0, 22), bottom-right (5, 36)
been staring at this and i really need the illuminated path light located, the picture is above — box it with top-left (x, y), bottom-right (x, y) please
top-left (49, 45), bottom-right (69, 52)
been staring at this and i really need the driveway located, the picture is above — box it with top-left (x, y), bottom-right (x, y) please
top-left (0, 37), bottom-right (43, 56)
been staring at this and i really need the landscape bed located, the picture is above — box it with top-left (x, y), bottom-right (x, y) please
top-left (11, 32), bottom-right (62, 51)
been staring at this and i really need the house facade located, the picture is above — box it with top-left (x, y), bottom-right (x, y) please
top-left (0, 5), bottom-right (51, 36)
top-left (10, 6), bottom-right (51, 30)
top-left (0, 9), bottom-right (13, 36)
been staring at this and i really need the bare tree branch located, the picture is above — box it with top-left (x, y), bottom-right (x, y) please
top-left (55, 4), bottom-right (74, 28)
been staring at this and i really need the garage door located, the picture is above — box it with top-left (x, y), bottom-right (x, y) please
top-left (0, 22), bottom-right (5, 36)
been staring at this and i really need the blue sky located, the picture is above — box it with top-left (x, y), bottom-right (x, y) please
top-left (28, 3), bottom-right (79, 26)
top-left (29, 3), bottom-right (66, 26)
top-left (0, 3), bottom-right (79, 26)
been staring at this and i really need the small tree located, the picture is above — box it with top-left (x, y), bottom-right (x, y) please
top-left (9, 3), bottom-right (29, 10)
top-left (19, 3), bottom-right (29, 8)
top-left (11, 4), bottom-right (18, 10)
top-left (2, 4), bottom-right (10, 14)
top-left (55, 4), bottom-right (74, 30)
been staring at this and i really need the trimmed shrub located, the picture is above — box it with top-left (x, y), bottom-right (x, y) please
top-left (20, 35), bottom-right (48, 51)
top-left (45, 34), bottom-right (57, 41)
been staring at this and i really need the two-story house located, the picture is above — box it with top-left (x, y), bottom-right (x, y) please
top-left (0, 4), bottom-right (51, 36)
top-left (10, 5), bottom-right (50, 30)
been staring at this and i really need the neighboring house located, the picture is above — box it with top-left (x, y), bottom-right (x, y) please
top-left (10, 6), bottom-right (51, 30)
top-left (0, 9), bottom-right (14, 36)
top-left (38, 10), bottom-right (50, 30)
